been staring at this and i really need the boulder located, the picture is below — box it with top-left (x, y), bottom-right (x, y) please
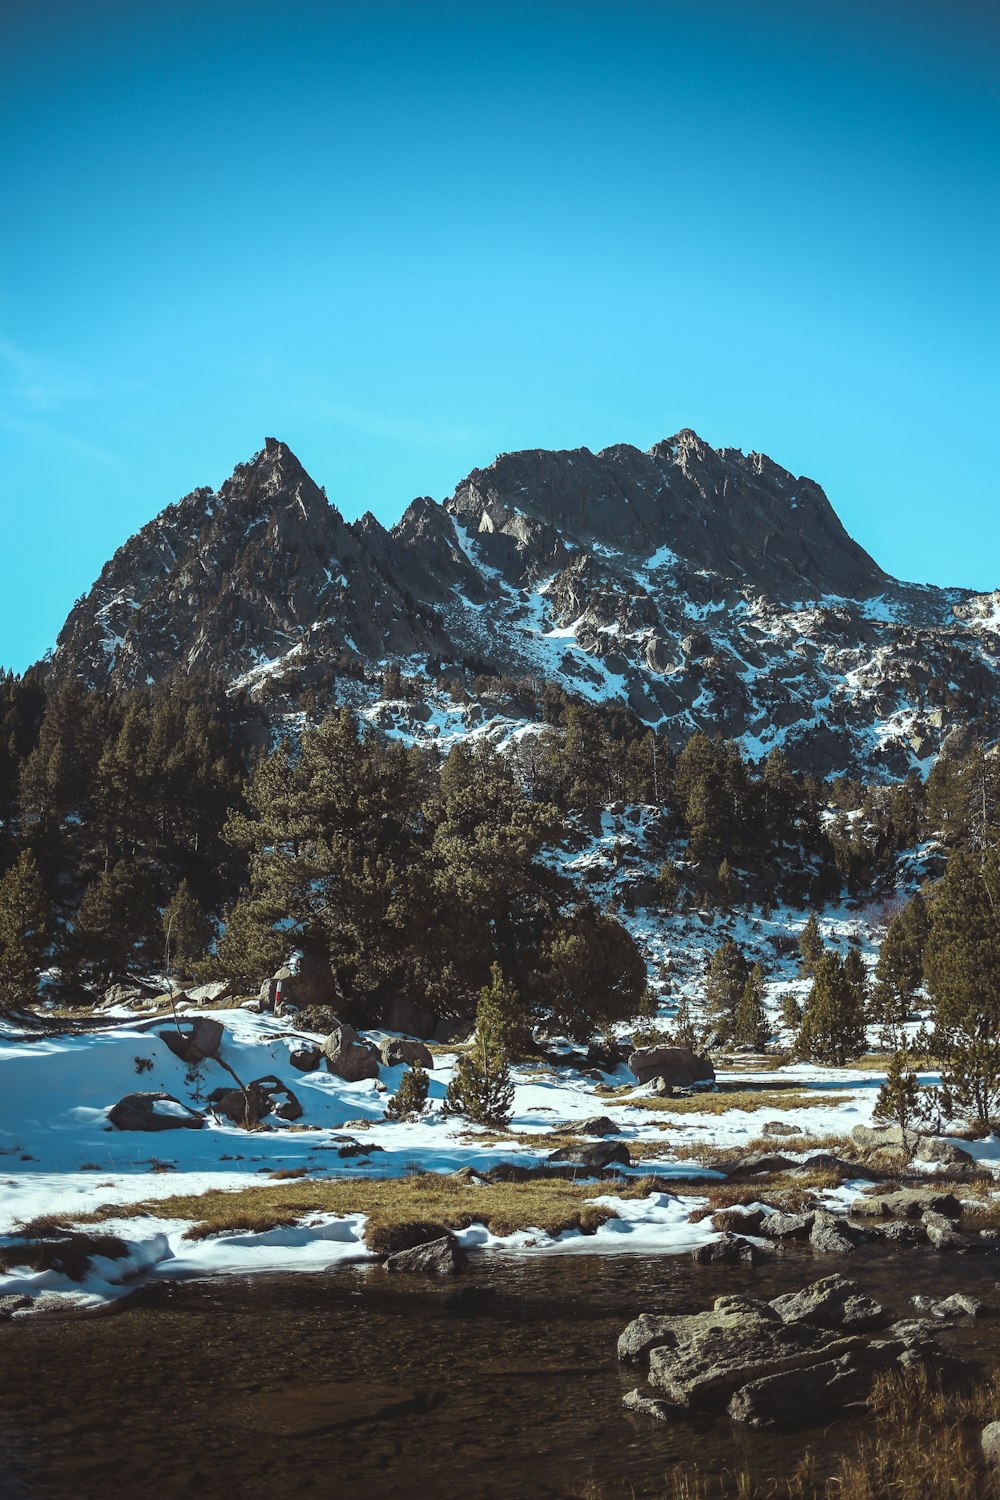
top-left (384, 1234), bottom-right (468, 1275)
top-left (861, 1219), bottom-right (928, 1246)
top-left (923, 1210), bottom-right (967, 1252)
top-left (645, 1295), bottom-right (858, 1411)
top-left (185, 980), bottom-right (233, 1005)
top-left (379, 1037), bottom-right (434, 1070)
top-left (289, 1045), bottom-right (323, 1072)
top-left (546, 1141), bottom-right (632, 1170)
top-left (912, 1137), bottom-right (976, 1168)
top-left (628, 1045), bottom-right (715, 1089)
top-left (692, 1233), bottom-right (765, 1265)
top-left (576, 1115), bottom-right (621, 1137)
top-left (770, 1276), bottom-right (888, 1332)
top-left (851, 1122), bottom-right (920, 1156)
top-left (322, 1024), bottom-right (380, 1082)
top-left (810, 1212), bottom-right (859, 1255)
top-left (913, 1292), bottom-right (984, 1320)
top-left (724, 1153), bottom-right (796, 1180)
top-left (760, 1211), bottom-right (815, 1240)
top-left (619, 1313), bottom-right (685, 1365)
top-left (108, 1092), bottom-right (204, 1132)
top-left (762, 1121), bottom-right (806, 1139)
top-left (158, 1016), bottom-right (224, 1065)
top-left (727, 1341), bottom-right (904, 1429)
top-left (101, 982), bottom-right (151, 1009)
top-left (851, 1188), bottom-right (961, 1220)
top-left (982, 1422), bottom-right (1000, 1468)
top-left (208, 1075), bottom-right (303, 1125)
top-left (622, 1388), bottom-right (678, 1421)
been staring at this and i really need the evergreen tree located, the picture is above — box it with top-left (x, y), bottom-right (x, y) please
top-left (797, 912), bottom-right (824, 976)
top-left (73, 860), bottom-right (157, 982)
top-left (796, 951), bottom-right (866, 1065)
top-left (733, 962), bottom-right (769, 1049)
top-left (163, 880), bottom-right (214, 978)
top-left (704, 940), bottom-right (750, 1039)
top-left (843, 945), bottom-right (868, 1015)
top-left (779, 991), bottom-right (803, 1032)
top-left (924, 850), bottom-right (1000, 1121)
top-left (670, 993), bottom-right (698, 1050)
top-left (442, 965), bottom-right (517, 1127)
top-left (872, 893), bottom-right (929, 1040)
top-left (717, 857), bottom-right (738, 909)
top-left (385, 1064), bottom-right (430, 1121)
top-left (872, 1050), bottom-right (922, 1157)
top-left (0, 850), bottom-right (51, 1011)
top-left (530, 907), bottom-right (646, 1042)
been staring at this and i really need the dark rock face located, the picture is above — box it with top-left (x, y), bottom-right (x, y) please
top-left (628, 1046), bottom-right (715, 1089)
top-left (108, 1092), bottom-right (204, 1131)
top-left (207, 1075), bottom-right (303, 1125)
top-left (545, 1141), bottom-right (632, 1170)
top-left (46, 433), bottom-right (1000, 779)
top-left (158, 1017), bottom-right (224, 1065)
top-left (378, 1038), bottom-right (434, 1070)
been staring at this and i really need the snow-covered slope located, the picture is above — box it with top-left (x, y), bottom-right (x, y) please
top-left (49, 432), bottom-right (1000, 777)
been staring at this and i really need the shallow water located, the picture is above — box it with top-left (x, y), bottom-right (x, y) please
top-left (1, 1245), bottom-right (998, 1499)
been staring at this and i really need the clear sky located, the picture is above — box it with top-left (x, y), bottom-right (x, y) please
top-left (1, 0), bottom-right (997, 673)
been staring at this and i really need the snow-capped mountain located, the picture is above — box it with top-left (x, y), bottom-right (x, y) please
top-left (50, 431), bottom-right (1000, 776)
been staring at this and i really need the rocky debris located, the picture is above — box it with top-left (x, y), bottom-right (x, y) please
top-left (101, 982), bottom-right (156, 1009)
top-left (691, 1233), bottom-right (766, 1265)
top-left (769, 1276), bottom-right (888, 1332)
top-left (851, 1123), bottom-right (920, 1156)
top-left (384, 1234), bottom-right (468, 1275)
top-left (322, 1023), bottom-right (380, 1082)
top-left (185, 980), bottom-right (233, 1005)
top-left (759, 1210), bottom-right (816, 1240)
top-left (208, 1075), bottom-right (303, 1126)
top-left (378, 1037), bottom-right (434, 1070)
top-left (545, 1141), bottom-right (631, 1171)
top-left (923, 1209), bottom-right (967, 1252)
top-left (108, 1091), bottom-right (204, 1131)
top-left (576, 1115), bottom-right (621, 1137)
top-left (289, 1045), bottom-right (322, 1072)
top-left (722, 1152), bottom-right (795, 1180)
top-left (628, 1046), bottom-right (714, 1089)
top-left (862, 1219), bottom-right (928, 1246)
top-left (912, 1292), bottom-right (985, 1320)
top-left (851, 1188), bottom-right (962, 1220)
top-left (621, 1279), bottom-right (943, 1430)
top-left (762, 1121), bottom-right (806, 1138)
top-left (810, 1212), bottom-right (860, 1255)
top-left (158, 1016), bottom-right (224, 1065)
top-left (982, 1421), bottom-right (1000, 1468)
top-left (0, 1294), bottom-right (34, 1319)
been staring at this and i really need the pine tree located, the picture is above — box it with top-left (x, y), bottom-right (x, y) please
top-left (530, 907), bottom-right (646, 1042)
top-left (873, 894), bottom-right (929, 1040)
top-left (163, 880), bottom-right (214, 979)
top-left (717, 857), bottom-right (738, 909)
top-left (670, 993), bottom-right (698, 1050)
top-left (796, 951), bottom-right (866, 1065)
top-left (924, 849), bottom-right (1000, 1121)
top-left (442, 965), bottom-right (517, 1127)
top-left (704, 940), bottom-right (750, 1039)
top-left (733, 963), bottom-right (769, 1049)
top-left (0, 850), bottom-right (51, 1012)
top-left (779, 992), bottom-right (803, 1032)
top-left (843, 945), bottom-right (868, 1014)
top-left (385, 1064), bottom-right (430, 1121)
top-left (73, 859), bottom-right (156, 983)
top-left (872, 1050), bottom-right (922, 1157)
top-left (798, 912), bottom-right (824, 976)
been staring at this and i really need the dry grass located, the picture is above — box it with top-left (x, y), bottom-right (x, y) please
top-left (624, 1089), bottom-right (853, 1116)
top-left (75, 1173), bottom-right (634, 1246)
top-left (682, 1168), bottom-right (845, 1219)
top-left (0, 1230), bottom-right (130, 1282)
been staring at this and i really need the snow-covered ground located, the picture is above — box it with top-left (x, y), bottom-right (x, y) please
top-left (0, 1000), bottom-right (968, 1312)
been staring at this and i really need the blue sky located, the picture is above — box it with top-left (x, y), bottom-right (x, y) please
top-left (1, 0), bottom-right (997, 673)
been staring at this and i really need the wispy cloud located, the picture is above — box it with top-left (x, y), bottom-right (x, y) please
top-left (0, 334), bottom-right (121, 465)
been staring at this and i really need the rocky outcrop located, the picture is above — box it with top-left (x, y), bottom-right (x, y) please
top-left (378, 1038), bottom-right (434, 1070)
top-left (158, 1017), bottom-right (224, 1065)
top-left (545, 1141), bottom-right (632, 1171)
top-left (207, 1075), bottom-right (302, 1125)
top-left (108, 1092), bottom-right (204, 1131)
top-left (383, 1234), bottom-right (468, 1275)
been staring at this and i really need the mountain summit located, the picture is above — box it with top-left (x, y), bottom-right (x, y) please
top-left (50, 433), bottom-right (1000, 776)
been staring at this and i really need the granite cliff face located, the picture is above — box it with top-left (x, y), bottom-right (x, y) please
top-left (50, 432), bottom-right (1000, 776)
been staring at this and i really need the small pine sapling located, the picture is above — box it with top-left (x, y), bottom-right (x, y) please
top-left (386, 1064), bottom-right (430, 1121)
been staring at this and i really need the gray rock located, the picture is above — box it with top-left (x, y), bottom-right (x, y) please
top-left (618, 1313), bottom-right (685, 1364)
top-left (158, 1016), bottom-right (224, 1065)
top-left (728, 1340), bottom-right (906, 1429)
top-left (546, 1141), bottom-right (631, 1170)
top-left (852, 1188), bottom-right (962, 1220)
top-left (208, 1074), bottom-right (303, 1125)
top-left (645, 1295), bottom-right (857, 1411)
top-left (576, 1115), bottom-right (621, 1137)
top-left (982, 1421), bottom-right (1000, 1467)
top-left (762, 1120), bottom-right (806, 1138)
top-left (108, 1092), bottom-right (204, 1132)
top-left (850, 1122), bottom-right (919, 1155)
top-left (918, 1292), bottom-right (984, 1320)
top-left (912, 1137), bottom-right (975, 1168)
top-left (379, 1037), bottom-right (434, 1070)
top-left (384, 1234), bottom-right (468, 1275)
top-left (810, 1212), bottom-right (859, 1255)
top-left (622, 1388), bottom-right (678, 1421)
top-left (322, 1024), bottom-right (380, 1082)
top-left (861, 1219), bottom-right (928, 1246)
top-left (770, 1276), bottom-right (888, 1332)
top-left (760, 1210), bottom-right (815, 1240)
top-left (724, 1152), bottom-right (796, 1180)
top-left (692, 1233), bottom-right (765, 1265)
top-left (923, 1209), bottom-right (966, 1251)
top-left (628, 1046), bottom-right (715, 1089)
